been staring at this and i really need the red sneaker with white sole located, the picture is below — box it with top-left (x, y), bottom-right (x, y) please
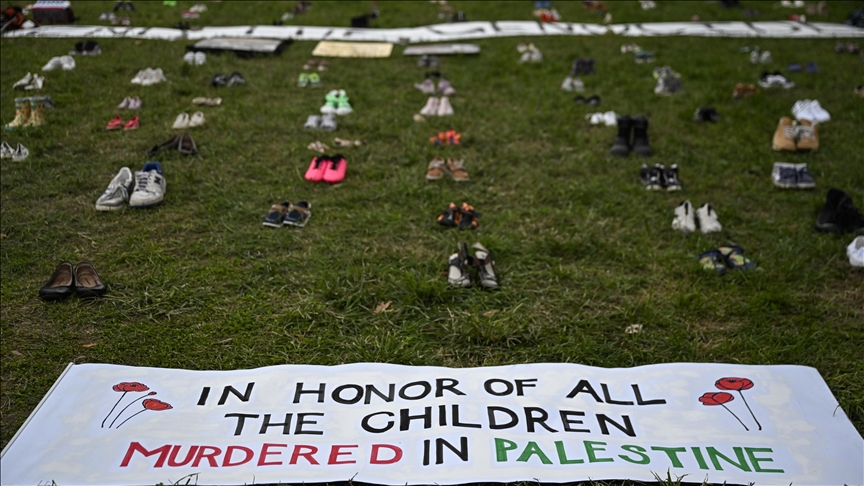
top-left (305, 155), bottom-right (328, 182)
top-left (323, 154), bottom-right (347, 184)
top-left (106, 116), bottom-right (124, 130)
top-left (123, 116), bottom-right (139, 131)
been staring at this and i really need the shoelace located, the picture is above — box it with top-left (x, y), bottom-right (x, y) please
top-left (797, 126), bottom-right (815, 140)
top-left (136, 172), bottom-right (156, 192)
top-left (782, 125), bottom-right (797, 139)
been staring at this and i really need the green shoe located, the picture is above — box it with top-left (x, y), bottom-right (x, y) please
top-left (298, 73), bottom-right (309, 87)
top-left (335, 89), bottom-right (353, 115)
top-left (320, 90), bottom-right (339, 114)
top-left (308, 72), bottom-right (321, 87)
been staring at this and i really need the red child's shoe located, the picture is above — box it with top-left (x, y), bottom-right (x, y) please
top-left (323, 154), bottom-right (347, 184)
top-left (106, 115), bottom-right (124, 130)
top-left (305, 155), bottom-right (329, 182)
top-left (123, 116), bottom-right (139, 131)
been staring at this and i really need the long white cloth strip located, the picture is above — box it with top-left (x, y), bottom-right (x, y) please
top-left (3, 21), bottom-right (862, 41)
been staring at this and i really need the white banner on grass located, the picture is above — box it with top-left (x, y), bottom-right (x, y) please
top-left (3, 21), bottom-right (862, 42)
top-left (1, 363), bottom-right (862, 486)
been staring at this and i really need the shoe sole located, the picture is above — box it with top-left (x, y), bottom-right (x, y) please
top-left (773, 182), bottom-right (796, 188)
top-left (771, 144), bottom-right (796, 151)
top-left (95, 203), bottom-right (124, 211)
top-left (797, 183), bottom-right (816, 189)
top-left (262, 222), bottom-right (282, 228)
top-left (129, 200), bottom-right (163, 208)
top-left (426, 174), bottom-right (444, 181)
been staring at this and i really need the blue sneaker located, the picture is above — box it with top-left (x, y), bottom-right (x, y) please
top-left (772, 162), bottom-right (797, 188)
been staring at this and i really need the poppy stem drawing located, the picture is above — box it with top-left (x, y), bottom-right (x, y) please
top-left (737, 390), bottom-right (762, 431)
top-left (101, 391), bottom-right (127, 428)
top-left (115, 409), bottom-right (147, 429)
top-left (108, 392), bottom-right (156, 428)
top-left (720, 403), bottom-right (749, 431)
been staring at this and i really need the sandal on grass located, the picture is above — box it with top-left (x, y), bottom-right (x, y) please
top-left (471, 242), bottom-right (498, 289)
top-left (718, 245), bottom-right (756, 270)
top-left (447, 242), bottom-right (472, 288)
top-left (283, 200), bottom-right (311, 227)
top-left (437, 202), bottom-right (460, 227)
top-left (459, 202), bottom-right (480, 230)
top-left (699, 250), bottom-right (727, 275)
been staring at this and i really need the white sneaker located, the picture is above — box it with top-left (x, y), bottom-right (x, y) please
top-left (848, 236), bottom-right (864, 267)
top-left (571, 77), bottom-right (585, 92)
top-left (130, 69), bottom-right (146, 84)
top-left (173, 112), bottom-right (190, 130)
top-left (437, 96), bottom-right (453, 116)
top-left (419, 96), bottom-right (439, 116)
top-left (561, 76), bottom-right (573, 91)
top-left (194, 51), bottom-right (206, 65)
top-left (602, 111), bottom-right (618, 126)
top-left (0, 141), bottom-right (13, 159)
top-left (183, 52), bottom-right (195, 64)
top-left (42, 57), bottom-right (63, 71)
top-left (95, 167), bottom-right (133, 211)
top-left (12, 73), bottom-right (32, 89)
top-left (11, 143), bottom-right (29, 161)
top-left (117, 97), bottom-right (131, 109)
top-left (129, 162), bottom-right (166, 208)
top-left (59, 55), bottom-right (76, 70)
top-left (24, 74), bottom-right (44, 90)
top-left (188, 111), bottom-right (205, 128)
top-left (128, 96), bottom-right (142, 109)
top-left (672, 200), bottom-right (696, 233)
top-left (696, 203), bottom-right (722, 233)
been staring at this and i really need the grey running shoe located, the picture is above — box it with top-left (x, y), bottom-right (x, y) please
top-left (96, 167), bottom-right (134, 210)
top-left (320, 113), bottom-right (337, 131)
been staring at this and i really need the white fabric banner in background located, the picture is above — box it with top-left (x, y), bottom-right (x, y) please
top-left (3, 21), bottom-right (862, 42)
top-left (1, 362), bottom-right (862, 486)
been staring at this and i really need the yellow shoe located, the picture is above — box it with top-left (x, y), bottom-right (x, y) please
top-left (25, 96), bottom-right (45, 127)
top-left (4, 97), bottom-right (31, 130)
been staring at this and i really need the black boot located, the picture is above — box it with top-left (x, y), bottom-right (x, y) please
top-left (610, 115), bottom-right (632, 157)
top-left (818, 188), bottom-right (864, 233)
top-left (632, 115), bottom-right (652, 157)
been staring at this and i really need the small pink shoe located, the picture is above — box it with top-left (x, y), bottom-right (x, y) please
top-left (106, 115), bottom-right (124, 130)
top-left (305, 155), bottom-right (328, 182)
top-left (123, 116), bottom-right (139, 130)
top-left (323, 154), bottom-right (347, 184)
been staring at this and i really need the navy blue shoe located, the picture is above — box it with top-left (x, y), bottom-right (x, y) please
top-left (772, 162), bottom-right (797, 188)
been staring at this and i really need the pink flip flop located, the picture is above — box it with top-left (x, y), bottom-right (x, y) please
top-left (323, 154), bottom-right (347, 184)
top-left (305, 155), bottom-right (329, 182)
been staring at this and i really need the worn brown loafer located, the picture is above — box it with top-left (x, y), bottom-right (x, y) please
top-left (74, 262), bottom-right (107, 298)
top-left (39, 261), bottom-right (75, 301)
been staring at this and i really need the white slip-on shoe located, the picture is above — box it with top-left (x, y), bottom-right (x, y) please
top-left (59, 55), bottom-right (76, 70)
top-left (11, 143), bottom-right (29, 161)
top-left (173, 112), bottom-right (190, 130)
top-left (194, 51), bottom-right (206, 65)
top-left (129, 162), bottom-right (166, 208)
top-left (129, 96), bottom-right (142, 109)
top-left (117, 97), bottom-right (131, 109)
top-left (42, 57), bottom-right (63, 71)
top-left (437, 96), bottom-right (454, 116)
top-left (419, 96), bottom-right (439, 116)
top-left (13, 73), bottom-right (32, 89)
top-left (183, 51), bottom-right (195, 64)
top-left (188, 111), bottom-right (205, 128)
top-left (672, 200), bottom-right (696, 233)
top-left (96, 167), bottom-right (134, 211)
top-left (602, 111), bottom-right (618, 126)
top-left (0, 141), bottom-right (13, 159)
top-left (697, 203), bottom-right (723, 233)
top-left (848, 236), bottom-right (864, 267)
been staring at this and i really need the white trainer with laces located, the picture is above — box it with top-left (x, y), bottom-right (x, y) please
top-left (697, 203), bottom-right (723, 233)
top-left (0, 141), bottom-right (13, 159)
top-left (419, 97), bottom-right (439, 116)
top-left (672, 200), bottom-right (696, 233)
top-left (96, 167), bottom-right (133, 211)
top-left (129, 162), bottom-right (166, 208)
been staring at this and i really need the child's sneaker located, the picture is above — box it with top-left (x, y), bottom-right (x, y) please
top-left (672, 200), bottom-right (696, 233)
top-left (696, 203), bottom-right (722, 233)
top-left (334, 90), bottom-right (353, 115)
top-left (263, 202), bottom-right (290, 227)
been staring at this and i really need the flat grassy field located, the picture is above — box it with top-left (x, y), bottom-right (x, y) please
top-left (1, 1), bottom-right (863, 484)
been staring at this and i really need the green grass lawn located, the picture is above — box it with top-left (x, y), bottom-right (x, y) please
top-left (2, 1), bottom-right (863, 484)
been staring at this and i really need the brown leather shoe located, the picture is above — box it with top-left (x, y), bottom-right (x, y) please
top-left (796, 119), bottom-right (819, 151)
top-left (772, 117), bottom-right (797, 152)
top-left (74, 262), bottom-right (107, 298)
top-left (39, 261), bottom-right (75, 301)
top-left (446, 158), bottom-right (470, 182)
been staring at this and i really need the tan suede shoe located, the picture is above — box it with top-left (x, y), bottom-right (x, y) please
top-left (796, 119), bottom-right (819, 151)
top-left (426, 156), bottom-right (446, 180)
top-left (772, 117), bottom-right (797, 152)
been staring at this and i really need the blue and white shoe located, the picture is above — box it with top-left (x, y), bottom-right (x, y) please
top-left (129, 162), bottom-right (166, 208)
top-left (771, 162), bottom-right (797, 188)
top-left (96, 167), bottom-right (133, 211)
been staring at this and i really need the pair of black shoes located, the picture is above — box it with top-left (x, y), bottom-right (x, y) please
top-left (693, 106), bottom-right (720, 122)
top-left (212, 72), bottom-right (245, 87)
top-left (816, 188), bottom-right (864, 234)
top-left (39, 262), bottom-right (106, 301)
top-left (640, 164), bottom-right (681, 191)
top-left (71, 40), bottom-right (101, 56)
top-left (611, 115), bottom-right (651, 157)
top-left (574, 95), bottom-right (600, 105)
top-left (113, 1), bottom-right (135, 11)
top-left (147, 132), bottom-right (197, 156)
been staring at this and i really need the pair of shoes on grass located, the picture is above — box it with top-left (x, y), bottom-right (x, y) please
top-left (320, 90), bottom-right (352, 115)
top-left (303, 59), bottom-right (329, 71)
top-left (40, 261), bottom-right (106, 300)
top-left (192, 97), bottom-right (221, 106)
top-left (106, 115), bottom-right (139, 131)
top-left (12, 73), bottom-right (45, 90)
top-left (772, 162), bottom-right (815, 189)
top-left (5, 97), bottom-right (48, 130)
top-left (298, 72), bottom-right (322, 87)
top-left (571, 57), bottom-right (594, 74)
top-left (448, 242), bottom-right (498, 289)
top-left (304, 113), bottom-right (336, 131)
top-left (131, 68), bottom-right (167, 86)
top-left (173, 112), bottom-right (205, 129)
top-left (517, 43), bottom-right (543, 63)
top-left (70, 39), bottom-right (102, 56)
top-left (573, 94), bottom-right (601, 105)
top-left (414, 77), bottom-right (456, 96)
top-left (305, 154), bottom-right (346, 183)
top-left (438, 202), bottom-right (479, 230)
top-left (816, 188), bottom-right (864, 234)
top-left (758, 71), bottom-right (795, 89)
top-left (640, 164), bottom-right (681, 191)
top-left (263, 200), bottom-right (311, 228)
top-left (419, 96), bottom-right (453, 116)
top-left (772, 117), bottom-right (818, 151)
top-left (96, 162), bottom-right (166, 210)
top-left (732, 83), bottom-right (756, 99)
top-left (147, 132), bottom-right (197, 156)
top-left (426, 156), bottom-right (469, 182)
top-left (0, 141), bottom-right (29, 161)
top-left (117, 96), bottom-right (142, 109)
top-left (699, 246), bottom-right (756, 276)
top-left (42, 55), bottom-right (75, 71)
top-left (787, 61), bottom-right (818, 73)
top-left (585, 111), bottom-right (617, 126)
top-left (429, 130), bottom-right (461, 145)
top-left (610, 115), bottom-right (650, 157)
top-left (211, 72), bottom-right (245, 87)
top-left (183, 51), bottom-right (206, 65)
top-left (673, 201), bottom-right (721, 233)
top-left (561, 75), bottom-right (585, 92)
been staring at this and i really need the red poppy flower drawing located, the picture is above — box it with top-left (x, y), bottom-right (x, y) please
top-left (116, 399), bottom-right (173, 429)
top-left (101, 382), bottom-right (150, 428)
top-left (699, 391), bottom-right (749, 431)
top-left (715, 377), bottom-right (762, 431)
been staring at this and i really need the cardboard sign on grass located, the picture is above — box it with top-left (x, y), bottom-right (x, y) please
top-left (312, 41), bottom-right (393, 58)
top-left (1, 363), bottom-right (862, 485)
